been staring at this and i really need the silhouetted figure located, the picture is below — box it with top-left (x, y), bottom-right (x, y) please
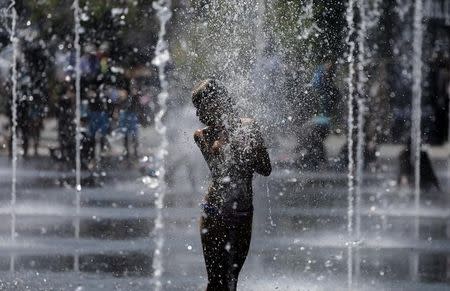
top-left (398, 139), bottom-right (447, 281)
top-left (16, 95), bottom-right (42, 158)
top-left (298, 59), bottom-right (340, 169)
top-left (296, 117), bottom-right (329, 170)
top-left (398, 139), bottom-right (442, 196)
top-left (57, 85), bottom-right (76, 163)
top-left (26, 90), bottom-right (44, 157)
top-left (118, 88), bottom-right (139, 159)
top-left (192, 79), bottom-right (271, 291)
top-left (87, 86), bottom-right (110, 160)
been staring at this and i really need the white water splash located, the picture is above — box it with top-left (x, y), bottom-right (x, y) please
top-left (151, 1), bottom-right (172, 290)
top-left (411, 0), bottom-right (423, 280)
top-left (345, 0), bottom-right (357, 288)
top-left (72, 0), bottom-right (82, 272)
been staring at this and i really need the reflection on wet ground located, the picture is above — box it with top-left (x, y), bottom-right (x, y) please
top-left (0, 152), bottom-right (449, 290)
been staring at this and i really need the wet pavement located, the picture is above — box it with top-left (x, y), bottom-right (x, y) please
top-left (0, 148), bottom-right (449, 290)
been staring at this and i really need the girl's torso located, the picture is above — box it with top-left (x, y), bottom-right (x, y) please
top-left (196, 119), bottom-right (258, 213)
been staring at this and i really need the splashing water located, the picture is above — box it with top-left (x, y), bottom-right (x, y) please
top-left (345, 0), bottom-right (357, 288)
top-left (411, 0), bottom-right (423, 279)
top-left (266, 179), bottom-right (276, 229)
top-left (151, 1), bottom-right (172, 290)
top-left (8, 1), bottom-right (18, 273)
top-left (72, 0), bottom-right (82, 272)
top-left (255, 0), bottom-right (266, 61)
top-left (254, 0), bottom-right (276, 230)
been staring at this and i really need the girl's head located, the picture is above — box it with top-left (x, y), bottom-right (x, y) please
top-left (192, 78), bottom-right (234, 126)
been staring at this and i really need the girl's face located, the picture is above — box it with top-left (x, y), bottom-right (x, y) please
top-left (196, 100), bottom-right (222, 126)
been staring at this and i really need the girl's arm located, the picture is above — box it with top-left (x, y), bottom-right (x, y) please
top-left (251, 122), bottom-right (271, 176)
top-left (254, 141), bottom-right (271, 176)
top-left (194, 129), bottom-right (208, 152)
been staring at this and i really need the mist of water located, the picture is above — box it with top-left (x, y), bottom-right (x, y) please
top-left (72, 0), bottom-right (82, 272)
top-left (151, 1), bottom-right (172, 289)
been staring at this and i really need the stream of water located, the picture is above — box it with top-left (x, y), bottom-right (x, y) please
top-left (72, 0), bottom-right (82, 272)
top-left (8, 1), bottom-right (18, 273)
top-left (345, 0), bottom-right (357, 288)
top-left (151, 1), bottom-right (172, 290)
top-left (411, 0), bottom-right (423, 279)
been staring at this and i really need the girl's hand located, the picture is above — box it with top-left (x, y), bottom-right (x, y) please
top-left (211, 130), bottom-right (228, 155)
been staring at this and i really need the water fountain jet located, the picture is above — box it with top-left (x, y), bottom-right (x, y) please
top-left (72, 0), bottom-right (82, 272)
top-left (345, 0), bottom-right (357, 288)
top-left (8, 0), bottom-right (18, 273)
top-left (411, 0), bottom-right (423, 280)
top-left (151, 1), bottom-right (172, 289)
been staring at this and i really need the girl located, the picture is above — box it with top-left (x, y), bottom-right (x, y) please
top-left (192, 79), bottom-right (271, 290)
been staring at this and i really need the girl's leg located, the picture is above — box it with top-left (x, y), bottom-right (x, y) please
top-left (132, 132), bottom-right (138, 158)
top-left (124, 133), bottom-right (129, 158)
top-left (228, 214), bottom-right (253, 291)
top-left (200, 214), bottom-right (230, 291)
top-left (34, 124), bottom-right (41, 156)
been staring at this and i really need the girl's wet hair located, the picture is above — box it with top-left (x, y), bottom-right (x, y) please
top-left (192, 78), bottom-right (233, 109)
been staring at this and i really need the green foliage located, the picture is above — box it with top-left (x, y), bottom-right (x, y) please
top-left (270, 0), bottom-right (346, 66)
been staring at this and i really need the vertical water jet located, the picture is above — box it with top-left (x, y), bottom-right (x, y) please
top-left (345, 0), bottom-right (357, 288)
top-left (355, 0), bottom-right (368, 282)
top-left (8, 0), bottom-right (18, 273)
top-left (411, 0), bottom-right (423, 280)
top-left (72, 0), bottom-right (82, 272)
top-left (151, 1), bottom-right (172, 289)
